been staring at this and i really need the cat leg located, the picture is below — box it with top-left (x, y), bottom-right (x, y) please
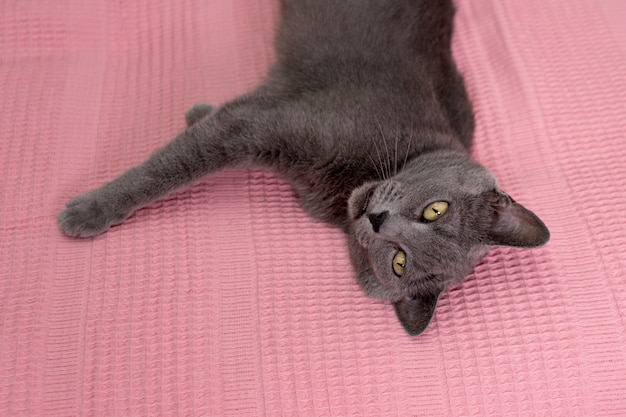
top-left (185, 103), bottom-right (214, 127)
top-left (59, 96), bottom-right (273, 237)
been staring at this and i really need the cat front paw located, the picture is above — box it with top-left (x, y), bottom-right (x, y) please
top-left (58, 192), bottom-right (123, 238)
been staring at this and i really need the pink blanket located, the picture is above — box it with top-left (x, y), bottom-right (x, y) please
top-left (2, 0), bottom-right (625, 415)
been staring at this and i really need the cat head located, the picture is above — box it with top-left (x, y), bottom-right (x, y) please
top-left (347, 150), bottom-right (549, 336)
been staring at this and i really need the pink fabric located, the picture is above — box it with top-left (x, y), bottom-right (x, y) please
top-left (1, 0), bottom-right (625, 415)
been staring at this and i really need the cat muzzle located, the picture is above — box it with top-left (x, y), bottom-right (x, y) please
top-left (368, 211), bottom-right (389, 233)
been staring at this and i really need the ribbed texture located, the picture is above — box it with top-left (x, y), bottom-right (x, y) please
top-left (1, 0), bottom-right (625, 415)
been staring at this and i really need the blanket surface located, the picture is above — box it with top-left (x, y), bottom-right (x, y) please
top-left (1, 0), bottom-right (625, 415)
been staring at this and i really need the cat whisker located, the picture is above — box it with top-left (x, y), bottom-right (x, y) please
top-left (375, 116), bottom-right (392, 179)
top-left (370, 128), bottom-right (388, 180)
top-left (394, 130), bottom-right (399, 176)
top-left (366, 151), bottom-right (384, 180)
top-left (402, 129), bottom-right (414, 172)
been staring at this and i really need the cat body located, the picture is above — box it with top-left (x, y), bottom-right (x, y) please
top-left (59, 0), bottom-right (549, 335)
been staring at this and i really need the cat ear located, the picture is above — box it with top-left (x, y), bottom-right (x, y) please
top-left (484, 191), bottom-right (550, 248)
top-left (393, 291), bottom-right (442, 336)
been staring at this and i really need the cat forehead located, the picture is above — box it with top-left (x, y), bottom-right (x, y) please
top-left (396, 157), bottom-right (497, 195)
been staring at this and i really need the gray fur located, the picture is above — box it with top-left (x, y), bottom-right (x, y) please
top-left (58, 0), bottom-right (549, 336)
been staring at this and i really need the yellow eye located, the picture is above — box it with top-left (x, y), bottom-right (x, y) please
top-left (422, 201), bottom-right (449, 222)
top-left (392, 250), bottom-right (406, 277)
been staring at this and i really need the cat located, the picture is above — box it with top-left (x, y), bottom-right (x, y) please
top-left (58, 0), bottom-right (550, 336)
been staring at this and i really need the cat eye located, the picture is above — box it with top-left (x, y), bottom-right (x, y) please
top-left (422, 201), bottom-right (449, 222)
top-left (392, 250), bottom-right (406, 277)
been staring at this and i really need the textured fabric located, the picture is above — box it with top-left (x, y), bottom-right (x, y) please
top-left (1, 0), bottom-right (625, 415)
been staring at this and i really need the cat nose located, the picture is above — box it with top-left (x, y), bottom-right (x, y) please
top-left (368, 211), bottom-right (389, 233)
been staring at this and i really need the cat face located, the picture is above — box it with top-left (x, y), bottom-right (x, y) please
top-left (347, 151), bottom-right (549, 335)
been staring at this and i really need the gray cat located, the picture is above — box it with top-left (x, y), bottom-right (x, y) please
top-left (58, 0), bottom-right (549, 335)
